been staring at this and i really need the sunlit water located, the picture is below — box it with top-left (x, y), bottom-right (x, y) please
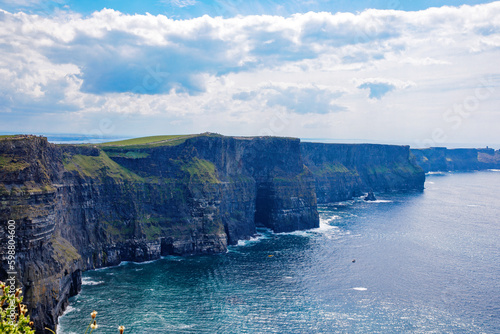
top-left (59, 171), bottom-right (500, 333)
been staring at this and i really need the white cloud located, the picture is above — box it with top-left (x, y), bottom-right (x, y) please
top-left (162, 0), bottom-right (197, 8)
top-left (234, 83), bottom-right (345, 114)
top-left (0, 3), bottom-right (499, 145)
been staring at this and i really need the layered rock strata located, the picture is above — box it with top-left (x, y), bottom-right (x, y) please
top-left (0, 134), bottom-right (425, 332)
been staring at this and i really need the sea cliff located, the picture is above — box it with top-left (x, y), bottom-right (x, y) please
top-left (0, 134), bottom-right (424, 333)
top-left (411, 147), bottom-right (500, 172)
top-left (302, 143), bottom-right (425, 203)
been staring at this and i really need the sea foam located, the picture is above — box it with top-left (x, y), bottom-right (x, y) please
top-left (81, 277), bottom-right (104, 286)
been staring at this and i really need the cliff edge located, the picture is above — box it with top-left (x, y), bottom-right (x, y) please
top-left (0, 134), bottom-right (424, 333)
top-left (0, 134), bottom-right (318, 332)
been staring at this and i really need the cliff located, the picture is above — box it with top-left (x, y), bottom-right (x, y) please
top-left (0, 134), bottom-right (318, 332)
top-left (411, 147), bottom-right (500, 172)
top-left (0, 134), bottom-right (425, 333)
top-left (301, 143), bottom-right (425, 203)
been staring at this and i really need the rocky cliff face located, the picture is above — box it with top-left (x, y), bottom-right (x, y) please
top-left (301, 143), bottom-right (425, 203)
top-left (411, 147), bottom-right (500, 172)
top-left (0, 136), bottom-right (81, 332)
top-left (0, 134), bottom-right (318, 332)
top-left (1, 134), bottom-right (426, 333)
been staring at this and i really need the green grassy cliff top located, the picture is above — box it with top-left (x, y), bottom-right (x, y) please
top-left (99, 135), bottom-right (193, 147)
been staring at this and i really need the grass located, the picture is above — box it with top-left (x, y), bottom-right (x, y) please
top-left (142, 223), bottom-right (163, 240)
top-left (99, 135), bottom-right (194, 148)
top-left (105, 151), bottom-right (150, 159)
top-left (104, 220), bottom-right (134, 240)
top-left (50, 234), bottom-right (81, 264)
top-left (99, 133), bottom-right (230, 150)
top-left (367, 165), bottom-right (390, 175)
top-left (63, 151), bottom-right (144, 182)
top-left (180, 157), bottom-right (219, 183)
top-left (312, 162), bottom-right (351, 177)
top-left (0, 154), bottom-right (30, 172)
top-left (393, 161), bottom-right (421, 175)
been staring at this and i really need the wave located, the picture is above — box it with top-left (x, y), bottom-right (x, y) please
top-left (161, 255), bottom-right (185, 261)
top-left (234, 230), bottom-right (271, 247)
top-left (488, 169), bottom-right (500, 172)
top-left (81, 278), bottom-right (104, 286)
top-left (365, 199), bottom-right (393, 203)
top-left (61, 305), bottom-right (78, 316)
top-left (279, 230), bottom-right (311, 237)
top-left (352, 287), bottom-right (368, 291)
top-left (317, 218), bottom-right (339, 231)
top-left (118, 259), bottom-right (158, 267)
top-left (426, 171), bottom-right (447, 175)
top-left (277, 218), bottom-right (341, 241)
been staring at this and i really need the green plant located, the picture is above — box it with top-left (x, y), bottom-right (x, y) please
top-left (44, 310), bottom-right (125, 334)
top-left (0, 281), bottom-right (35, 334)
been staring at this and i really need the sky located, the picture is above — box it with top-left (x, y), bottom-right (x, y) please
top-left (0, 0), bottom-right (499, 147)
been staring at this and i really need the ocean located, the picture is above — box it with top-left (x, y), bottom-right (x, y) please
top-left (58, 171), bottom-right (500, 333)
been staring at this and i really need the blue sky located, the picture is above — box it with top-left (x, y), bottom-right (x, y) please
top-left (0, 0), bottom-right (499, 147)
top-left (1, 0), bottom-right (496, 17)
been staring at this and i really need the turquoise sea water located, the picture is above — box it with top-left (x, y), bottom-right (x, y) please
top-left (59, 171), bottom-right (500, 333)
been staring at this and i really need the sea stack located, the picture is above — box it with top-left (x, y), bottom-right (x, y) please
top-left (364, 191), bottom-right (377, 201)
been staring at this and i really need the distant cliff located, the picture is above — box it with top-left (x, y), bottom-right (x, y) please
top-left (411, 147), bottom-right (500, 172)
top-left (302, 143), bottom-right (425, 203)
top-left (0, 134), bottom-right (424, 333)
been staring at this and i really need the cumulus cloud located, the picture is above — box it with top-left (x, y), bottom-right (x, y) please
top-left (0, 2), bottom-right (499, 143)
top-left (2, 4), bottom-right (500, 98)
top-left (233, 84), bottom-right (345, 114)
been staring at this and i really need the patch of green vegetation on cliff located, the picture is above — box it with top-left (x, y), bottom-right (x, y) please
top-left (367, 165), bottom-right (391, 175)
top-left (0, 184), bottom-right (8, 196)
top-left (179, 157), bottom-right (219, 183)
top-left (312, 162), bottom-right (352, 177)
top-left (142, 224), bottom-right (162, 240)
top-left (0, 135), bottom-right (19, 139)
top-left (104, 220), bottom-right (134, 241)
top-left (228, 174), bottom-right (254, 183)
top-left (50, 234), bottom-right (81, 264)
top-left (63, 151), bottom-right (144, 182)
top-left (105, 150), bottom-right (150, 159)
top-left (392, 161), bottom-right (421, 175)
top-left (141, 219), bottom-right (163, 240)
top-left (0, 154), bottom-right (30, 172)
top-left (272, 165), bottom-right (318, 183)
top-left (16, 181), bottom-right (56, 195)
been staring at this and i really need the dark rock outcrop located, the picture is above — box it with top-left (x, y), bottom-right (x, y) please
top-left (411, 147), bottom-right (500, 172)
top-left (364, 191), bottom-right (377, 201)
